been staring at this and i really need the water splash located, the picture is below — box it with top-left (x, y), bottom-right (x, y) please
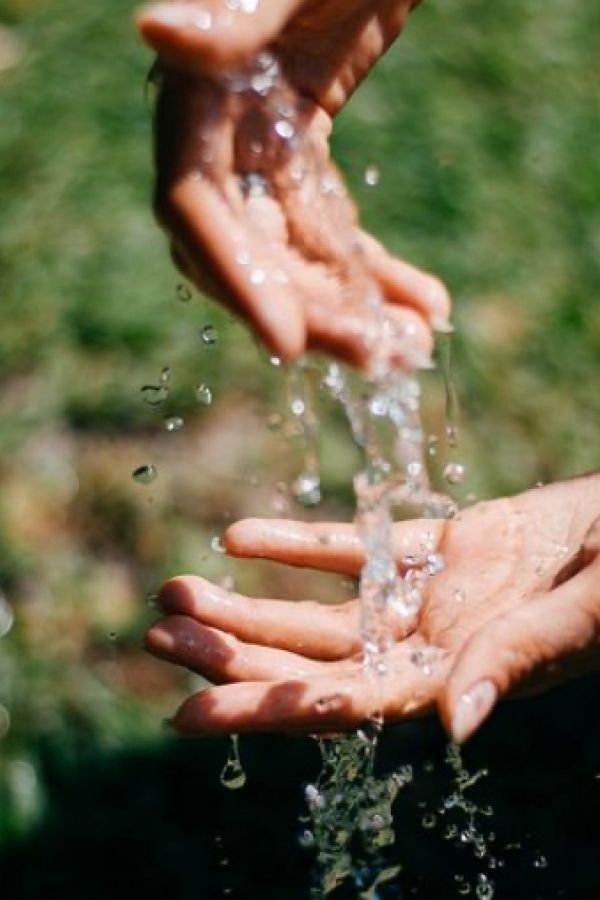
top-left (439, 334), bottom-right (460, 449)
top-left (303, 730), bottom-right (412, 898)
top-left (199, 46), bottom-right (465, 898)
top-left (285, 362), bottom-right (321, 507)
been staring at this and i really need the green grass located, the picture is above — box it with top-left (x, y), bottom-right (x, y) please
top-left (0, 0), bottom-right (598, 841)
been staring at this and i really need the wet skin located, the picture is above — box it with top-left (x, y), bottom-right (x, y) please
top-left (136, 0), bottom-right (450, 366)
top-left (136, 6), bottom-right (600, 741)
top-left (147, 474), bottom-right (600, 743)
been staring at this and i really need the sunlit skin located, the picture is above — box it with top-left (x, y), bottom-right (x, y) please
top-left (137, 4), bottom-right (600, 741)
top-left (136, 0), bottom-right (450, 366)
top-left (146, 475), bottom-right (600, 743)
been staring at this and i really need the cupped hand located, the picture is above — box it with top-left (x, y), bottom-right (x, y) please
top-left (136, 0), bottom-right (449, 366)
top-left (146, 475), bottom-right (600, 741)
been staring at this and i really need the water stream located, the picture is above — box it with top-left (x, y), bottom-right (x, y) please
top-left (209, 47), bottom-right (462, 899)
top-left (149, 41), bottom-right (499, 899)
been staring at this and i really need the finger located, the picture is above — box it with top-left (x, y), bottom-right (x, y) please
top-left (306, 300), bottom-right (433, 371)
top-left (164, 175), bottom-right (306, 360)
top-left (360, 231), bottom-right (452, 332)
top-left (158, 575), bottom-right (362, 660)
top-left (146, 615), bottom-right (336, 682)
top-left (440, 557), bottom-right (600, 744)
top-left (170, 654), bottom-right (442, 735)
top-left (225, 518), bottom-right (445, 575)
top-left (136, 0), bottom-right (304, 74)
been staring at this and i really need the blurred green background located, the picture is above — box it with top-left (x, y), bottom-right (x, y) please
top-left (0, 0), bottom-right (598, 852)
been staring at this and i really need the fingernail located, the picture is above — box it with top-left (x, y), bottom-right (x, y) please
top-left (451, 680), bottom-right (497, 744)
top-left (432, 315), bottom-right (454, 334)
top-left (147, 4), bottom-right (191, 28)
top-left (147, 625), bottom-right (175, 653)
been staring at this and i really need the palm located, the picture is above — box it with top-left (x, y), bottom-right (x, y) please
top-left (139, 0), bottom-right (448, 363)
top-left (146, 477), bottom-right (600, 735)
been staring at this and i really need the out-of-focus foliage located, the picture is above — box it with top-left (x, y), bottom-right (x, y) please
top-left (0, 0), bottom-right (598, 842)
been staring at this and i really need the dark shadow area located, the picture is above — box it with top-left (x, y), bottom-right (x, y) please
top-left (1, 675), bottom-right (598, 899)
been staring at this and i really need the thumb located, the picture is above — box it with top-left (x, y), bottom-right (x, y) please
top-left (439, 557), bottom-right (600, 744)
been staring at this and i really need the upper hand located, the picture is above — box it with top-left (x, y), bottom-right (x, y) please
top-left (146, 475), bottom-right (600, 741)
top-left (135, 0), bottom-right (450, 366)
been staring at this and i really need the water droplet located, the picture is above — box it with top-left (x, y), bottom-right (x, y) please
top-left (249, 268), bottom-right (266, 285)
top-left (533, 854), bottom-right (548, 869)
top-left (0, 594), bottom-right (14, 638)
top-left (191, 8), bottom-right (213, 30)
top-left (298, 829), bottom-right (315, 848)
top-left (364, 165), bottom-right (380, 187)
top-left (132, 464), bottom-right (158, 485)
top-left (159, 367), bottom-right (171, 383)
top-left (228, 0), bottom-right (259, 12)
top-left (220, 735), bottom-right (246, 790)
top-left (200, 324), bottom-right (218, 345)
top-left (410, 649), bottom-right (437, 676)
top-left (305, 783), bottom-right (325, 809)
top-left (452, 587), bottom-right (466, 603)
top-left (290, 398), bottom-right (305, 416)
top-left (444, 462), bottom-right (466, 485)
top-left (475, 875), bottom-right (494, 899)
top-left (235, 248), bottom-right (251, 266)
top-left (269, 356), bottom-right (282, 367)
top-left (141, 384), bottom-right (169, 407)
top-left (292, 472), bottom-right (321, 507)
top-left (176, 283), bottom-right (192, 302)
top-left (195, 383), bottom-right (213, 405)
top-left (164, 416), bottom-right (184, 432)
top-left (242, 172), bottom-right (267, 198)
top-left (270, 482), bottom-right (289, 513)
top-left (421, 813), bottom-right (437, 829)
top-left (219, 575), bottom-right (234, 593)
top-left (0, 704), bottom-right (10, 740)
top-left (274, 119), bottom-right (295, 140)
top-left (250, 65), bottom-right (277, 95)
top-left (407, 460), bottom-right (423, 479)
top-left (426, 552), bottom-right (445, 575)
top-left (211, 535), bottom-right (225, 554)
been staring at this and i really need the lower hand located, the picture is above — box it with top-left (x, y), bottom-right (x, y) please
top-left (146, 475), bottom-right (600, 742)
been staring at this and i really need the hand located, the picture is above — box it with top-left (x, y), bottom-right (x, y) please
top-left (146, 475), bottom-right (600, 741)
top-left (136, 1), bottom-right (450, 366)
